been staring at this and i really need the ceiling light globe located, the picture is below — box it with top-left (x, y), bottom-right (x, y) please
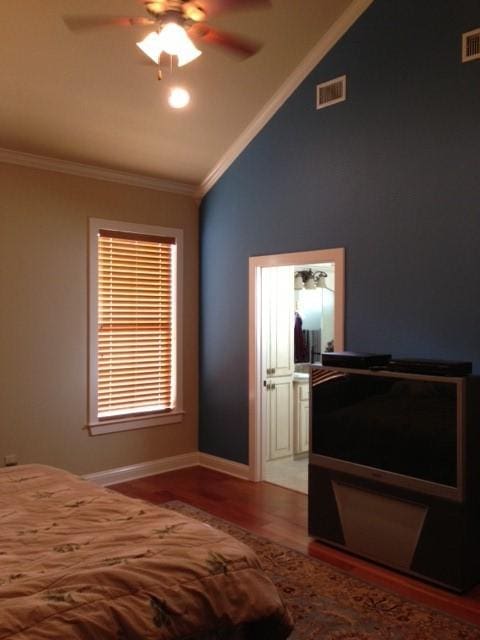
top-left (159, 22), bottom-right (191, 56)
top-left (168, 87), bottom-right (190, 109)
top-left (136, 31), bottom-right (162, 63)
top-left (177, 41), bottom-right (202, 67)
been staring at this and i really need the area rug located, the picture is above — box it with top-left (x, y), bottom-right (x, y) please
top-left (163, 501), bottom-right (480, 640)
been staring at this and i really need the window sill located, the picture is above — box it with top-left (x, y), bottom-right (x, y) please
top-left (87, 410), bottom-right (185, 436)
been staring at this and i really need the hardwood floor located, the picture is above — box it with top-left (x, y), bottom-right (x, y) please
top-left (112, 466), bottom-right (480, 628)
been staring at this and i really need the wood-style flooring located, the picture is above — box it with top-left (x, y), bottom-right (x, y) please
top-left (112, 466), bottom-right (480, 628)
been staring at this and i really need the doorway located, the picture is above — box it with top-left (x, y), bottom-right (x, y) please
top-left (248, 248), bottom-right (345, 489)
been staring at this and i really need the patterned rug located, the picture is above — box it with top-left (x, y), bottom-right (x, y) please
top-left (163, 501), bottom-right (480, 640)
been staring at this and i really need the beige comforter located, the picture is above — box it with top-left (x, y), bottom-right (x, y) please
top-left (0, 464), bottom-right (292, 639)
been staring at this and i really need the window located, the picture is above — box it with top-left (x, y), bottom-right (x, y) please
top-left (88, 219), bottom-right (183, 434)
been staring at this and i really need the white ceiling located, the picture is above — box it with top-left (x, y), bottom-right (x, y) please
top-left (0, 0), bottom-right (361, 190)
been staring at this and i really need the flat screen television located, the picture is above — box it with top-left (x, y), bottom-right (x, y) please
top-left (310, 367), bottom-right (466, 501)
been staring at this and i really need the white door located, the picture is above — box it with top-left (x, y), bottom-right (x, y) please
top-left (262, 266), bottom-right (294, 378)
top-left (267, 377), bottom-right (293, 459)
top-left (261, 266), bottom-right (294, 462)
top-left (248, 247), bottom-right (345, 483)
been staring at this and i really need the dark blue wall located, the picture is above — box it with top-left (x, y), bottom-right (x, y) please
top-left (199, 0), bottom-right (480, 464)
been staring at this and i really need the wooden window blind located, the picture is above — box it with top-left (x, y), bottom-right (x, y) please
top-left (97, 229), bottom-right (175, 419)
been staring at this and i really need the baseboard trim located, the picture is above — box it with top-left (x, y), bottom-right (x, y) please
top-left (84, 452), bottom-right (200, 486)
top-left (197, 452), bottom-right (250, 480)
top-left (84, 452), bottom-right (251, 486)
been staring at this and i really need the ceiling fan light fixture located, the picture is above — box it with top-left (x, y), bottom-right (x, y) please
top-left (137, 23), bottom-right (202, 67)
top-left (158, 22), bottom-right (202, 66)
top-left (176, 40), bottom-right (202, 66)
top-left (177, 44), bottom-right (202, 67)
top-left (136, 31), bottom-right (162, 63)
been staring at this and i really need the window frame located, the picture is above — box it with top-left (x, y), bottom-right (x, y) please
top-left (88, 218), bottom-right (184, 435)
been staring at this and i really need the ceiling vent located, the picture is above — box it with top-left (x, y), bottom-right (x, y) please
top-left (462, 28), bottom-right (480, 62)
top-left (316, 75), bottom-right (346, 110)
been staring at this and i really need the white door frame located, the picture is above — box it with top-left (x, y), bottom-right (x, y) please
top-left (248, 248), bottom-right (345, 482)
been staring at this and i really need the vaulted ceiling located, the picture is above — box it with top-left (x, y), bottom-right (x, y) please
top-left (0, 0), bottom-right (363, 191)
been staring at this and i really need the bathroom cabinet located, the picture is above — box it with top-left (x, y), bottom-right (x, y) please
top-left (293, 379), bottom-right (309, 454)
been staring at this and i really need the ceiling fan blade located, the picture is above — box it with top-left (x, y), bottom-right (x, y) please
top-left (187, 0), bottom-right (271, 18)
top-left (189, 24), bottom-right (261, 58)
top-left (63, 15), bottom-right (155, 32)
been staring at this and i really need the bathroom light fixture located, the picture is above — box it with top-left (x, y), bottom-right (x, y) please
top-left (294, 273), bottom-right (304, 290)
top-left (136, 22), bottom-right (202, 67)
top-left (294, 269), bottom-right (332, 290)
top-left (304, 273), bottom-right (316, 290)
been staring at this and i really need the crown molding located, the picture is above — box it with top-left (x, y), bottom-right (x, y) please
top-left (0, 147), bottom-right (197, 197)
top-left (198, 0), bottom-right (374, 198)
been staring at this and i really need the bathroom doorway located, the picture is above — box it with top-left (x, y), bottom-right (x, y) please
top-left (248, 248), bottom-right (345, 490)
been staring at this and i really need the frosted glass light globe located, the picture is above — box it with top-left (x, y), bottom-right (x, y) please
top-left (158, 23), bottom-right (202, 66)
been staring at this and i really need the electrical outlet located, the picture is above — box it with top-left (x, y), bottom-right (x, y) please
top-left (4, 454), bottom-right (18, 466)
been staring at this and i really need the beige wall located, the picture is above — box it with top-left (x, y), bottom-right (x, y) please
top-left (0, 163), bottom-right (199, 475)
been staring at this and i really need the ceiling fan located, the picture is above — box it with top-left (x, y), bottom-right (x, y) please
top-left (64, 0), bottom-right (271, 72)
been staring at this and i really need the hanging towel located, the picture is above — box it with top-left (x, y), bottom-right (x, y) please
top-left (294, 312), bottom-right (308, 362)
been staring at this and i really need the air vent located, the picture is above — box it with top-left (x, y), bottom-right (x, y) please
top-left (462, 28), bottom-right (480, 62)
top-left (316, 75), bottom-right (346, 110)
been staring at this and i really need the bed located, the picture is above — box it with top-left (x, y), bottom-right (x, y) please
top-left (0, 464), bottom-right (293, 639)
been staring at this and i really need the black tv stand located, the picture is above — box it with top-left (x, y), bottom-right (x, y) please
top-left (308, 366), bottom-right (480, 592)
